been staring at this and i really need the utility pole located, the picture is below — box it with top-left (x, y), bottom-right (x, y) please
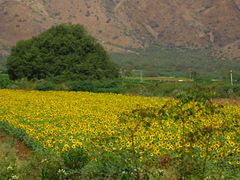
top-left (230, 70), bottom-right (233, 86)
top-left (140, 70), bottom-right (143, 82)
top-left (132, 69), bottom-right (143, 82)
top-left (120, 68), bottom-right (123, 78)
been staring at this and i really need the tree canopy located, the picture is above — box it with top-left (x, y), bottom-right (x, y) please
top-left (7, 24), bottom-right (119, 81)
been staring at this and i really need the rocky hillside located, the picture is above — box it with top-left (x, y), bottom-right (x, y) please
top-left (0, 0), bottom-right (240, 59)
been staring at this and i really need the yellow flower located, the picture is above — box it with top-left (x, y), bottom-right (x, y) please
top-left (0, 89), bottom-right (239, 164)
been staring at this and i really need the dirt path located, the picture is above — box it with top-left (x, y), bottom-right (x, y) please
top-left (0, 128), bottom-right (32, 161)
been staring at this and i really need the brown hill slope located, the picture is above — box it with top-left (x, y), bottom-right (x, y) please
top-left (0, 0), bottom-right (240, 59)
top-left (235, 0), bottom-right (240, 7)
top-left (0, 0), bottom-right (141, 55)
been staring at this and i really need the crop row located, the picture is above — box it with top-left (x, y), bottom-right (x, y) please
top-left (0, 90), bottom-right (239, 165)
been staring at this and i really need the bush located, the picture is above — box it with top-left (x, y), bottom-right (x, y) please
top-left (35, 80), bottom-right (55, 91)
top-left (7, 79), bottom-right (36, 90)
top-left (61, 147), bottom-right (89, 171)
top-left (80, 151), bottom-right (139, 179)
top-left (0, 74), bottom-right (11, 88)
top-left (214, 84), bottom-right (240, 98)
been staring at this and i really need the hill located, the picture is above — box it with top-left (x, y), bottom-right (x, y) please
top-left (0, 0), bottom-right (240, 59)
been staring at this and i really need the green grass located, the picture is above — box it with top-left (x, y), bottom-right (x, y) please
top-left (126, 76), bottom-right (193, 82)
top-left (0, 128), bottom-right (33, 179)
top-left (0, 128), bottom-right (64, 179)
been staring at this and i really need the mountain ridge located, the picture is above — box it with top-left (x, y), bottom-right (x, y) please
top-left (0, 0), bottom-right (239, 59)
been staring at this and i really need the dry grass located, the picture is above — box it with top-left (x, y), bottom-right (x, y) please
top-left (213, 98), bottom-right (240, 106)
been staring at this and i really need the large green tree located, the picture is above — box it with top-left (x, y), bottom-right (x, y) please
top-left (7, 24), bottom-right (119, 80)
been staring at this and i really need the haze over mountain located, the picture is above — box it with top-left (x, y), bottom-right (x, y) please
top-left (0, 0), bottom-right (240, 59)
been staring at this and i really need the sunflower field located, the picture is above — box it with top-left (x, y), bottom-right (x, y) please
top-left (0, 89), bottom-right (239, 178)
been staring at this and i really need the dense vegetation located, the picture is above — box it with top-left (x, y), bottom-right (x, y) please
top-left (1, 72), bottom-right (240, 99)
top-left (6, 24), bottom-right (119, 81)
top-left (111, 45), bottom-right (240, 80)
top-left (1, 34), bottom-right (240, 97)
top-left (0, 55), bottom-right (7, 74)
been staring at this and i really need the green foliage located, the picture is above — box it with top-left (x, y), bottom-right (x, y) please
top-left (119, 99), bottom-right (240, 179)
top-left (0, 128), bottom-right (63, 179)
top-left (0, 74), bottom-right (11, 88)
top-left (7, 24), bottom-right (119, 81)
top-left (61, 147), bottom-right (89, 170)
top-left (171, 153), bottom-right (206, 179)
top-left (215, 84), bottom-right (240, 98)
top-left (0, 121), bottom-right (45, 152)
top-left (81, 151), bottom-right (165, 179)
top-left (67, 79), bottom-right (126, 93)
top-left (81, 151), bottom-right (134, 179)
top-left (7, 78), bottom-right (38, 90)
top-left (111, 44), bottom-right (240, 80)
top-left (35, 80), bottom-right (55, 91)
top-left (2, 75), bottom-right (240, 98)
top-left (0, 55), bottom-right (7, 74)
top-left (121, 79), bottom-right (240, 99)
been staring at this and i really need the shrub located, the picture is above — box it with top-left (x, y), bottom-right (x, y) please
top-left (0, 74), bottom-right (11, 88)
top-left (8, 79), bottom-right (36, 90)
top-left (80, 151), bottom-right (137, 179)
top-left (61, 147), bottom-right (89, 170)
top-left (35, 80), bottom-right (55, 91)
